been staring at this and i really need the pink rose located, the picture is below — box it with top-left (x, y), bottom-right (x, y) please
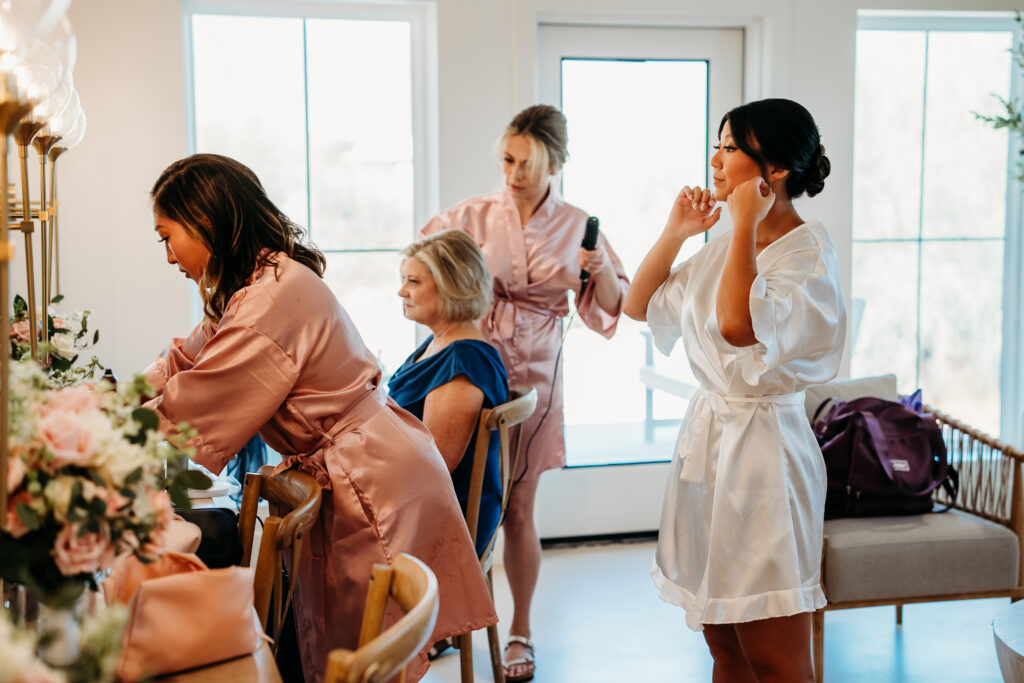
top-left (145, 490), bottom-right (176, 551)
top-left (40, 385), bottom-right (100, 416)
top-left (3, 491), bottom-right (33, 538)
top-left (36, 410), bottom-right (98, 469)
top-left (53, 521), bottom-right (114, 576)
top-left (51, 316), bottom-right (67, 330)
top-left (10, 319), bottom-right (31, 341)
top-left (19, 662), bottom-right (66, 683)
top-left (7, 455), bottom-right (25, 493)
top-left (104, 489), bottom-right (132, 517)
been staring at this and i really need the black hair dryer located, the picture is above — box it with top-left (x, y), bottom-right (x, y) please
top-left (579, 216), bottom-right (600, 291)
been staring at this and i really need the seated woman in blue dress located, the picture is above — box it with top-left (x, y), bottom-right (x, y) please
top-left (388, 230), bottom-right (509, 557)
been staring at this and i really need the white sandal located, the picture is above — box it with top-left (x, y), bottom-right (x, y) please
top-left (502, 635), bottom-right (535, 682)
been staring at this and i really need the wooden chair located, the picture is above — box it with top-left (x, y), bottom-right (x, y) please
top-left (454, 385), bottom-right (538, 683)
top-left (812, 403), bottom-right (1024, 682)
top-left (324, 553), bottom-right (440, 683)
top-left (238, 464), bottom-right (322, 650)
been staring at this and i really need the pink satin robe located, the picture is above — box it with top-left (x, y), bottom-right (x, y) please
top-left (422, 189), bottom-right (630, 479)
top-left (143, 253), bottom-right (495, 682)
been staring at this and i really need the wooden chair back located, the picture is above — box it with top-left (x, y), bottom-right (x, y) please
top-left (324, 553), bottom-right (440, 683)
top-left (464, 385), bottom-right (538, 560)
top-left (457, 384), bottom-right (537, 683)
top-left (237, 465), bottom-right (322, 648)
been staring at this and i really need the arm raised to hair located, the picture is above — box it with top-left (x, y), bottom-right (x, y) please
top-left (624, 186), bottom-right (721, 321)
top-left (715, 177), bottom-right (774, 347)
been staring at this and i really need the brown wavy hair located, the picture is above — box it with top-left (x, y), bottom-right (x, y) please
top-left (151, 154), bottom-right (326, 322)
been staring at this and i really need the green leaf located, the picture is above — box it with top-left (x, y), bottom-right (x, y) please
top-left (92, 329), bottom-right (99, 345)
top-left (13, 294), bottom-right (26, 318)
top-left (16, 502), bottom-right (41, 531)
top-left (124, 466), bottom-right (143, 485)
top-left (49, 294), bottom-right (64, 304)
top-left (128, 407), bottom-right (160, 444)
top-left (176, 469), bottom-right (212, 490)
top-left (133, 407), bottom-right (159, 430)
top-left (88, 497), bottom-right (106, 516)
top-left (168, 485), bottom-right (191, 511)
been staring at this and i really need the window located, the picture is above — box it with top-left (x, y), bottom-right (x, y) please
top-left (186, 1), bottom-right (436, 375)
top-left (851, 15), bottom-right (1016, 437)
top-left (558, 56), bottom-right (710, 465)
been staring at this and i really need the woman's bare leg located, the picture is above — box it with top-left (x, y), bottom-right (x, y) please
top-left (501, 477), bottom-right (541, 679)
top-left (733, 612), bottom-right (814, 683)
top-left (703, 623), bottom-right (758, 683)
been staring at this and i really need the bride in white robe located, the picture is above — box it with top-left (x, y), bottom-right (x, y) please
top-left (625, 98), bottom-right (846, 682)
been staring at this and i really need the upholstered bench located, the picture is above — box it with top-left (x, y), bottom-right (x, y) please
top-left (806, 375), bottom-right (1024, 683)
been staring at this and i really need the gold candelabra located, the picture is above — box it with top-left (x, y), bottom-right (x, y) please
top-left (0, 4), bottom-right (79, 526)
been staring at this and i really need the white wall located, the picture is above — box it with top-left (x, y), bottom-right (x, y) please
top-left (31, 0), bottom-right (1018, 377)
top-left (9, 0), bottom-right (192, 377)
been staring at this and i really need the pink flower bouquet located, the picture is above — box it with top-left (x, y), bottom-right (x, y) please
top-left (10, 294), bottom-right (103, 387)
top-left (0, 362), bottom-right (207, 607)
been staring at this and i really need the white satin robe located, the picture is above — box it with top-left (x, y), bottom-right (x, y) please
top-left (143, 253), bottom-right (495, 682)
top-left (647, 220), bottom-right (846, 630)
top-left (422, 189), bottom-right (630, 479)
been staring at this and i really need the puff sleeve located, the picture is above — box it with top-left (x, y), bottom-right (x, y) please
top-left (646, 257), bottom-right (698, 356)
top-left (724, 245), bottom-right (846, 387)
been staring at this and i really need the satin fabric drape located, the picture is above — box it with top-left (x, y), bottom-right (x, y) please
top-left (143, 253), bottom-right (495, 681)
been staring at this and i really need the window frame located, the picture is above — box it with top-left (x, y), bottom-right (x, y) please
top-left (181, 0), bottom-right (439, 333)
top-left (854, 10), bottom-right (1023, 444)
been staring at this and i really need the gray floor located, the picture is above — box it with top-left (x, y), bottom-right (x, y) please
top-left (423, 539), bottom-right (1006, 682)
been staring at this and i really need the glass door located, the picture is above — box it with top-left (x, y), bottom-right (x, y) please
top-left (534, 23), bottom-right (744, 538)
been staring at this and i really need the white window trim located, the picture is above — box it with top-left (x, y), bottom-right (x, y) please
top-left (855, 11), bottom-right (1023, 445)
top-left (180, 0), bottom-right (438, 325)
top-left (527, 9), bottom-right (766, 104)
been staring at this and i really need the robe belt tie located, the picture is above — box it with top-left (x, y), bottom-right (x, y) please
top-left (487, 294), bottom-right (561, 341)
top-left (272, 384), bottom-right (389, 490)
top-left (679, 389), bottom-right (806, 484)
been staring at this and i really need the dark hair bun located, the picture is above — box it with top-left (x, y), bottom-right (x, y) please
top-left (802, 145), bottom-right (830, 197)
top-left (721, 99), bottom-right (829, 199)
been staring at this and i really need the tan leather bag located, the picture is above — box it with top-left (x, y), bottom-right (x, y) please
top-left (105, 552), bottom-right (262, 681)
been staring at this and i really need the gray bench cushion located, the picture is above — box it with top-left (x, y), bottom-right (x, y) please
top-left (823, 510), bottom-right (1019, 603)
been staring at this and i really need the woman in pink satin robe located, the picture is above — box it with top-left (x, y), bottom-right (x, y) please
top-left (421, 105), bottom-right (629, 682)
top-left (142, 154), bottom-right (495, 682)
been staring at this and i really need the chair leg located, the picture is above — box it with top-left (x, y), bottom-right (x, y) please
top-left (459, 632), bottom-right (474, 682)
top-left (812, 610), bottom-right (824, 683)
top-left (479, 566), bottom-right (504, 682)
top-left (487, 622), bottom-right (505, 683)
top-left (895, 603), bottom-right (903, 626)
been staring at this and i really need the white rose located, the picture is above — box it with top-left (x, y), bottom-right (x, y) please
top-left (48, 332), bottom-right (78, 360)
top-left (92, 436), bottom-right (149, 488)
top-left (43, 476), bottom-right (76, 523)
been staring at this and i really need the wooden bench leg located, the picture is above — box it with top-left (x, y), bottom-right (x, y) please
top-left (812, 610), bottom-right (824, 683)
top-left (896, 603), bottom-right (903, 627)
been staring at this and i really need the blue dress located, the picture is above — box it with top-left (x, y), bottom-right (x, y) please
top-left (388, 337), bottom-right (509, 556)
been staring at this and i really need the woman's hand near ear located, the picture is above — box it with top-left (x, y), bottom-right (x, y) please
top-left (727, 177), bottom-right (775, 228)
top-left (624, 186), bottom-right (721, 321)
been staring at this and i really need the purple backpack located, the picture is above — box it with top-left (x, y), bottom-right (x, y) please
top-left (812, 396), bottom-right (959, 518)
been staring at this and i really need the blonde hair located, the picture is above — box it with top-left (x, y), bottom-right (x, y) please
top-left (497, 104), bottom-right (569, 182)
top-left (403, 230), bottom-right (493, 322)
